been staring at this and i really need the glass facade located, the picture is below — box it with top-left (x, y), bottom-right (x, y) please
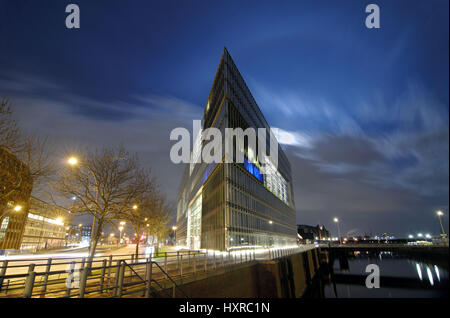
top-left (20, 197), bottom-right (72, 252)
top-left (176, 48), bottom-right (297, 251)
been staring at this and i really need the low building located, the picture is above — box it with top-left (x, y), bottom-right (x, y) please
top-left (297, 224), bottom-right (330, 242)
top-left (0, 147), bottom-right (33, 251)
top-left (20, 197), bottom-right (73, 252)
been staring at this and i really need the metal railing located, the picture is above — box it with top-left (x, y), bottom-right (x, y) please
top-left (0, 246), bottom-right (306, 298)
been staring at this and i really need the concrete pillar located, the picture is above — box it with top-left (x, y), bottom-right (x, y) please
top-left (116, 262), bottom-right (126, 297)
top-left (23, 264), bottom-right (36, 298)
top-left (145, 258), bottom-right (152, 297)
top-left (41, 258), bottom-right (52, 295)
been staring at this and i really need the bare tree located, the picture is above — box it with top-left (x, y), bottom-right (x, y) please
top-left (0, 98), bottom-right (20, 152)
top-left (118, 168), bottom-right (158, 258)
top-left (143, 196), bottom-right (172, 248)
top-left (53, 146), bottom-right (142, 264)
top-left (1, 98), bottom-right (55, 219)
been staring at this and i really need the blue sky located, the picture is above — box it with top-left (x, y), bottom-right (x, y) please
top-left (0, 0), bottom-right (448, 237)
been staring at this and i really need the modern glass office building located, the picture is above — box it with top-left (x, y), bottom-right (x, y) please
top-left (176, 48), bottom-right (297, 251)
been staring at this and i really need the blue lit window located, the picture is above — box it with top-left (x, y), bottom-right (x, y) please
top-left (244, 157), bottom-right (263, 182)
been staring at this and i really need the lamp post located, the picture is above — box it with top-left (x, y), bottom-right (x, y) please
top-left (119, 221), bottom-right (125, 245)
top-left (172, 226), bottom-right (177, 246)
top-left (334, 217), bottom-right (342, 244)
top-left (67, 156), bottom-right (97, 255)
top-left (436, 210), bottom-right (446, 237)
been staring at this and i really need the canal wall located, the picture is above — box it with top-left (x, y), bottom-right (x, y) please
top-left (170, 248), bottom-right (322, 298)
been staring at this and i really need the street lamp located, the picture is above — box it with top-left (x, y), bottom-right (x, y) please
top-left (436, 210), bottom-right (446, 237)
top-left (172, 226), bottom-right (177, 245)
top-left (334, 218), bottom-right (342, 244)
top-left (67, 156), bottom-right (98, 255)
top-left (13, 205), bottom-right (22, 212)
top-left (67, 156), bottom-right (78, 166)
top-left (119, 225), bottom-right (124, 245)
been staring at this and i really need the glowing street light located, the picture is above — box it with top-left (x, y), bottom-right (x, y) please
top-left (417, 233), bottom-right (423, 238)
top-left (334, 217), bottom-right (342, 244)
top-left (119, 225), bottom-right (124, 244)
top-left (13, 205), bottom-right (22, 212)
top-left (132, 205), bottom-right (138, 210)
top-left (172, 226), bottom-right (177, 245)
top-left (67, 156), bottom-right (78, 166)
top-left (436, 210), bottom-right (446, 236)
top-left (408, 234), bottom-right (414, 239)
top-left (268, 220), bottom-right (273, 224)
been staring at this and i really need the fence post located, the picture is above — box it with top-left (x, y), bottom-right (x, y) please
top-left (164, 252), bottom-right (168, 272)
top-left (41, 258), bottom-right (52, 296)
top-left (145, 259), bottom-right (152, 298)
top-left (204, 253), bottom-right (207, 272)
top-left (107, 255), bottom-right (113, 287)
top-left (99, 259), bottom-right (107, 293)
top-left (113, 260), bottom-right (121, 296)
top-left (0, 260), bottom-right (8, 292)
top-left (222, 253), bottom-right (224, 267)
top-left (116, 262), bottom-right (125, 297)
top-left (180, 255), bottom-right (183, 277)
top-left (213, 252), bottom-right (216, 270)
top-left (4, 279), bottom-right (9, 295)
top-left (65, 261), bottom-right (75, 298)
top-left (79, 267), bottom-right (88, 298)
top-left (193, 254), bottom-right (196, 275)
top-left (81, 257), bottom-right (86, 270)
top-left (188, 251), bottom-right (191, 264)
top-left (23, 264), bottom-right (36, 298)
top-left (253, 250), bottom-right (256, 260)
top-left (131, 254), bottom-right (135, 264)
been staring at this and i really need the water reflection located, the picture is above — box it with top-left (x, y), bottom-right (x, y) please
top-left (322, 250), bottom-right (448, 298)
top-left (435, 265), bottom-right (440, 282)
top-left (426, 267), bottom-right (434, 286)
top-left (416, 263), bottom-right (423, 281)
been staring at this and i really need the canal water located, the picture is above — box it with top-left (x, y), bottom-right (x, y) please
top-left (322, 250), bottom-right (448, 298)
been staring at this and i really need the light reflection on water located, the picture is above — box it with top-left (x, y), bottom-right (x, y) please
top-left (324, 251), bottom-right (448, 298)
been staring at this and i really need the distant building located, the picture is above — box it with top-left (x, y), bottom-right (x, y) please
top-left (176, 48), bottom-right (297, 251)
top-left (20, 197), bottom-right (73, 252)
top-left (297, 224), bottom-right (330, 242)
top-left (0, 147), bottom-right (33, 251)
top-left (77, 225), bottom-right (92, 245)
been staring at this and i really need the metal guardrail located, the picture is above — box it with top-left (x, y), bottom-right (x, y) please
top-left (0, 246), bottom-right (305, 298)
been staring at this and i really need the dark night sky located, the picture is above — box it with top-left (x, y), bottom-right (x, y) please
top-left (0, 0), bottom-right (448, 238)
